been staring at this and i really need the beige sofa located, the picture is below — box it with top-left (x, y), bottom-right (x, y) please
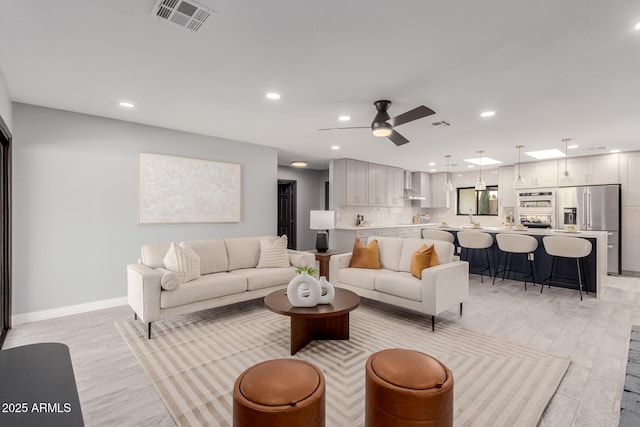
top-left (127, 236), bottom-right (316, 338)
top-left (329, 236), bottom-right (469, 330)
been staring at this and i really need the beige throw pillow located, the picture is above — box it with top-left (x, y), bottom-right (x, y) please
top-left (163, 242), bottom-right (201, 284)
top-left (257, 235), bottom-right (290, 268)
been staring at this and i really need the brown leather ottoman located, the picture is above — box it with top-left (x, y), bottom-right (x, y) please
top-left (233, 358), bottom-right (325, 427)
top-left (365, 349), bottom-right (454, 427)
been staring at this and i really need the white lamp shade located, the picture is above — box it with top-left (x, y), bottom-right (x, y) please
top-left (310, 210), bottom-right (335, 230)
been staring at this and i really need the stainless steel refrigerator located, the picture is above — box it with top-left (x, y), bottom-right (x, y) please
top-left (557, 184), bottom-right (621, 274)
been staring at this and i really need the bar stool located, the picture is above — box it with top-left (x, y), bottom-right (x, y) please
top-left (541, 236), bottom-right (592, 300)
top-left (421, 229), bottom-right (455, 243)
top-left (493, 234), bottom-right (538, 290)
top-left (457, 231), bottom-right (493, 283)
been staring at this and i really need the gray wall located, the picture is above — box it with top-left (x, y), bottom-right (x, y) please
top-left (13, 103), bottom-right (278, 314)
top-left (0, 68), bottom-right (11, 131)
top-left (277, 166), bottom-right (327, 251)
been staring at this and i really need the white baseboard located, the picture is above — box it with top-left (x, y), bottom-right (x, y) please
top-left (11, 296), bottom-right (128, 326)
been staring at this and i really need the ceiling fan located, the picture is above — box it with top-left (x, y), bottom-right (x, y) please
top-left (318, 100), bottom-right (436, 146)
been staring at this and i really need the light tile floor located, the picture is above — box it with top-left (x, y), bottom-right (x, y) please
top-left (4, 273), bottom-right (639, 426)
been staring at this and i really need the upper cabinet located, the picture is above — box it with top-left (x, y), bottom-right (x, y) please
top-left (429, 172), bottom-right (451, 208)
top-left (621, 152), bottom-right (640, 207)
top-left (345, 159), bottom-right (369, 206)
top-left (518, 160), bottom-right (558, 188)
top-left (368, 163), bottom-right (388, 206)
top-left (559, 154), bottom-right (619, 187)
top-left (387, 167), bottom-right (404, 207)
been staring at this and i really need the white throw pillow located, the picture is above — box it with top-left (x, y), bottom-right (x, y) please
top-left (256, 235), bottom-right (290, 268)
top-left (163, 242), bottom-right (201, 283)
top-left (156, 267), bottom-right (180, 291)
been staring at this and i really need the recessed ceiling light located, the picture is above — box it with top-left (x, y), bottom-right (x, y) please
top-left (524, 149), bottom-right (566, 160)
top-left (266, 92), bottom-right (281, 100)
top-left (338, 115), bottom-right (351, 121)
top-left (430, 169), bottom-right (437, 172)
top-left (331, 145), bottom-right (340, 150)
top-left (567, 144), bottom-right (579, 149)
top-left (291, 161), bottom-right (308, 167)
top-left (428, 162), bottom-right (436, 166)
top-left (480, 111), bottom-right (495, 118)
top-left (610, 149), bottom-right (621, 153)
top-left (119, 102), bottom-right (135, 108)
top-left (467, 165), bottom-right (475, 168)
top-left (635, 22), bottom-right (640, 30)
top-left (464, 157), bottom-right (503, 166)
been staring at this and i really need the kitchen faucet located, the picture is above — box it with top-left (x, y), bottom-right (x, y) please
top-left (469, 209), bottom-right (473, 224)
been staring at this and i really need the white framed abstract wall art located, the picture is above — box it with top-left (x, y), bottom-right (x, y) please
top-left (138, 152), bottom-right (241, 223)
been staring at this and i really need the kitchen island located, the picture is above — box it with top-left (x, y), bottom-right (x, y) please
top-left (334, 224), bottom-right (607, 298)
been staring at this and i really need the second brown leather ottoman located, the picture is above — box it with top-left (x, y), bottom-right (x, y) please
top-left (233, 358), bottom-right (325, 427)
top-left (365, 348), bottom-right (454, 427)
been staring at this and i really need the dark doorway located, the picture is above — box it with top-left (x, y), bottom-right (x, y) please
top-left (0, 114), bottom-right (11, 349)
top-left (324, 181), bottom-right (329, 210)
top-left (278, 180), bottom-right (297, 249)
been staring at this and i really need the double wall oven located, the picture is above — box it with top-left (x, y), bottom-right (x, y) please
top-left (517, 190), bottom-right (555, 229)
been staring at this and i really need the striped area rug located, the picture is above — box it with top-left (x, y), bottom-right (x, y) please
top-left (116, 300), bottom-right (569, 427)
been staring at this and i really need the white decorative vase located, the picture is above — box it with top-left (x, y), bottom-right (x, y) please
top-left (317, 276), bottom-right (335, 304)
top-left (287, 271), bottom-right (321, 307)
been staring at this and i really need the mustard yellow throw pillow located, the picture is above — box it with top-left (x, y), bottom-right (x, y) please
top-left (410, 244), bottom-right (441, 279)
top-left (349, 238), bottom-right (382, 269)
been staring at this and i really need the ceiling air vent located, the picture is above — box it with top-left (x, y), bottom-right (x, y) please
top-left (151, 0), bottom-right (212, 32)
top-left (430, 121), bottom-right (451, 127)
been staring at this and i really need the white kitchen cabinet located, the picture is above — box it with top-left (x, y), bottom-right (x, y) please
top-left (518, 160), bottom-right (558, 188)
top-left (430, 172), bottom-right (451, 208)
top-left (498, 166), bottom-right (516, 208)
top-left (411, 172), bottom-right (431, 208)
top-left (387, 167), bottom-right (404, 207)
top-left (346, 159), bottom-right (369, 206)
top-left (622, 206), bottom-right (640, 272)
top-left (335, 228), bottom-right (379, 251)
top-left (622, 152), bottom-right (640, 206)
top-left (368, 163), bottom-right (387, 206)
top-left (378, 227), bottom-right (398, 237)
top-left (559, 154), bottom-right (619, 187)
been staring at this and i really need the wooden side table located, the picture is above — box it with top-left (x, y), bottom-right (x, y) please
top-left (309, 250), bottom-right (349, 281)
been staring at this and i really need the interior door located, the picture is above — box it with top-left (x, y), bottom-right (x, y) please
top-left (277, 180), bottom-right (296, 249)
top-left (0, 115), bottom-right (11, 348)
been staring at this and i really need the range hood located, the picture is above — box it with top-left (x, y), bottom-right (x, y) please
top-left (403, 170), bottom-right (426, 200)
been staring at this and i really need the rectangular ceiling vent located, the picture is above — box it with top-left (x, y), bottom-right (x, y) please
top-left (151, 0), bottom-right (212, 32)
top-left (430, 121), bottom-right (451, 127)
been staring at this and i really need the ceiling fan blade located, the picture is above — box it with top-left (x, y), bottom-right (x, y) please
top-left (387, 105), bottom-right (436, 127)
top-left (387, 130), bottom-right (409, 146)
top-left (318, 126), bottom-right (370, 131)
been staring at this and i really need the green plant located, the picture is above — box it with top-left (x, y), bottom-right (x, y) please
top-left (295, 265), bottom-right (318, 276)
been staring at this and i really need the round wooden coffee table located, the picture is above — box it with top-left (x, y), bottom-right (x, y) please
top-left (264, 287), bottom-right (360, 355)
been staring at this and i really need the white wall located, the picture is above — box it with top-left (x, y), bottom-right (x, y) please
top-left (0, 67), bottom-right (12, 132)
top-left (277, 166), bottom-right (325, 250)
top-left (12, 103), bottom-right (278, 314)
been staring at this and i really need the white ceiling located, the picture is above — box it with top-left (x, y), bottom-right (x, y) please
top-left (1, 1), bottom-right (639, 172)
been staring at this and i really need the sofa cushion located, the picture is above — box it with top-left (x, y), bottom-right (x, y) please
top-left (410, 244), bottom-right (441, 279)
top-left (257, 235), bottom-right (290, 268)
top-left (229, 267), bottom-right (298, 291)
top-left (188, 239), bottom-right (229, 274)
top-left (140, 242), bottom-right (172, 268)
top-left (160, 272), bottom-right (247, 308)
top-left (399, 239), bottom-right (454, 272)
top-left (156, 268), bottom-right (180, 291)
top-left (374, 272), bottom-right (422, 302)
top-left (349, 238), bottom-right (381, 269)
top-left (368, 236), bottom-right (403, 271)
top-left (337, 267), bottom-right (390, 291)
top-left (163, 242), bottom-right (201, 283)
top-left (225, 237), bottom-right (262, 271)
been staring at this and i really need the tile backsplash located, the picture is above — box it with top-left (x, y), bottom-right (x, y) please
top-left (336, 206), bottom-right (507, 228)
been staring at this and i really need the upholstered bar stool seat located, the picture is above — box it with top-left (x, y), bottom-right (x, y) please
top-left (457, 231), bottom-right (493, 282)
top-left (422, 229), bottom-right (455, 243)
top-left (542, 236), bottom-right (592, 300)
top-left (233, 359), bottom-right (325, 427)
top-left (493, 234), bottom-right (538, 290)
top-left (365, 348), bottom-right (454, 427)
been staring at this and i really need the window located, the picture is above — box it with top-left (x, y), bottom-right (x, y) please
top-left (456, 186), bottom-right (499, 216)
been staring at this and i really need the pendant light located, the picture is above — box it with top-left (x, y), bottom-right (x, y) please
top-left (560, 138), bottom-right (572, 184)
top-left (442, 154), bottom-right (454, 192)
top-left (475, 150), bottom-right (487, 190)
top-left (513, 145), bottom-right (526, 188)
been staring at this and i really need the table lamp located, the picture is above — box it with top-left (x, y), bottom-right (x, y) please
top-left (310, 210), bottom-right (334, 253)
